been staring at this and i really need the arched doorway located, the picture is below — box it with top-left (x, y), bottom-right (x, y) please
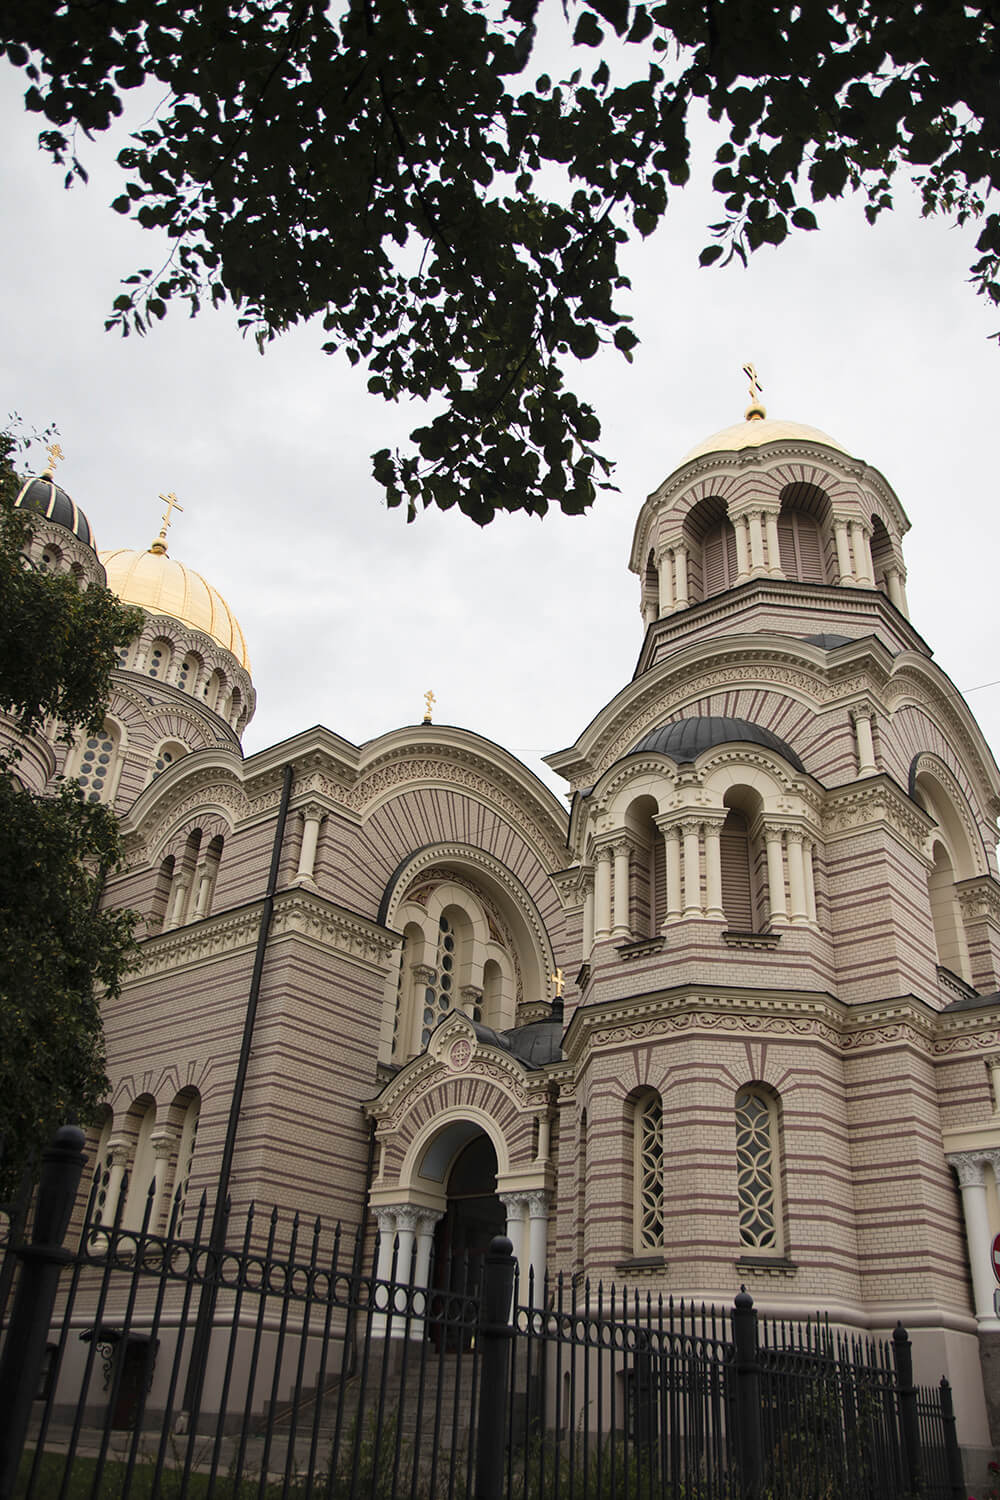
top-left (432, 1133), bottom-right (505, 1347)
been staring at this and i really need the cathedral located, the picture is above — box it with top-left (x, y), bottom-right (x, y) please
top-left (11, 384), bottom-right (1000, 1467)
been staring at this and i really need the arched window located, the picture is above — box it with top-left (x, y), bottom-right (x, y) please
top-left (90, 1111), bottom-right (115, 1228)
top-left (701, 518), bottom-right (739, 598)
top-left (176, 652), bottom-right (202, 693)
top-left (624, 795), bottom-right (661, 939)
top-left (122, 1099), bottom-right (158, 1232)
top-left (777, 483), bottom-right (830, 583)
top-left (151, 739), bottom-right (188, 781)
top-left (73, 720), bottom-right (121, 804)
top-left (149, 855), bottom-right (175, 935)
top-left (735, 1087), bottom-right (783, 1254)
top-left (928, 841), bottom-right (972, 983)
top-left (634, 1091), bottom-right (664, 1251)
top-left (171, 1093), bottom-right (200, 1233)
top-left (577, 1110), bottom-right (588, 1269)
top-left (204, 669), bottom-right (227, 712)
top-left (870, 515), bottom-right (895, 594)
top-left (642, 550), bottom-right (659, 621)
top-left (719, 790), bottom-right (766, 931)
top-left (146, 638), bottom-right (173, 680)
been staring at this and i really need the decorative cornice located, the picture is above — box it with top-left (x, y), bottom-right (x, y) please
top-left (821, 775), bottom-right (934, 850)
top-left (956, 876), bottom-right (1000, 925)
top-left (130, 887), bottom-right (399, 980)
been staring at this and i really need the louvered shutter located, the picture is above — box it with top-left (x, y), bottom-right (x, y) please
top-left (795, 515), bottom-right (824, 581)
top-left (703, 527), bottom-right (726, 597)
top-left (720, 811), bottom-right (754, 930)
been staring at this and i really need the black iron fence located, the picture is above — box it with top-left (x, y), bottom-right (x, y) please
top-left (0, 1127), bottom-right (966, 1500)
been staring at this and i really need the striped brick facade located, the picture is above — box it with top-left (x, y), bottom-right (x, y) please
top-left (11, 415), bottom-right (1000, 1463)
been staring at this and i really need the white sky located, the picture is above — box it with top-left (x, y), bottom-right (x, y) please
top-left (1, 69), bottom-right (998, 803)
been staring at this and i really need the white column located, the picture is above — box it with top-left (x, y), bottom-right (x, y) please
top-left (372, 1207), bottom-right (398, 1337)
top-left (853, 711), bottom-right (877, 776)
top-left (148, 1129), bottom-right (176, 1232)
top-left (802, 839), bottom-right (817, 924)
top-left (833, 519), bottom-right (855, 584)
top-left (594, 846), bottom-right (613, 941)
top-left (535, 1110), bottom-right (551, 1164)
top-left (663, 824), bottom-right (682, 924)
top-left (763, 508), bottom-right (782, 576)
top-left (410, 1210), bottom-right (442, 1340)
top-left (581, 874), bottom-right (594, 957)
top-left (888, 567), bottom-right (909, 616)
top-left (850, 520), bottom-right (875, 586)
top-left (165, 874), bottom-right (191, 933)
top-left (673, 545), bottom-right (689, 607)
top-left (103, 1141), bottom-right (131, 1227)
top-left (682, 820), bottom-right (702, 917)
top-left (527, 1191), bottom-right (549, 1307)
top-left (949, 1154), bottom-right (1000, 1326)
top-left (747, 510), bottom-right (766, 574)
top-left (988, 1057), bottom-right (1000, 1114)
top-left (657, 552), bottom-right (674, 615)
top-left (765, 828), bottom-right (788, 923)
top-left (295, 804), bottom-right (324, 886)
top-left (734, 517), bottom-right (750, 581)
top-left (704, 819), bottom-right (724, 919)
top-left (390, 1207), bottom-right (419, 1335)
top-left (500, 1193), bottom-right (528, 1280)
top-left (786, 832), bottom-right (808, 923)
top-left (612, 840), bottom-right (631, 939)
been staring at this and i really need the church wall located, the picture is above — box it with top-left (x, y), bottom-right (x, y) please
top-left (223, 936), bottom-right (385, 1230)
top-left (935, 1048), bottom-right (996, 1132)
top-left (825, 828), bottom-right (939, 1004)
top-left (842, 1041), bottom-right (971, 1312)
top-left (568, 1022), bottom-right (864, 1308)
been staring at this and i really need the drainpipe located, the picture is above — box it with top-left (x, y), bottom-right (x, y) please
top-left (182, 762), bottom-right (294, 1421)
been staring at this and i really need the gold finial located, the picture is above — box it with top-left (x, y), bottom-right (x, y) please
top-left (42, 441), bottom-right (64, 478)
top-left (742, 361), bottom-right (766, 421)
top-left (150, 490), bottom-right (184, 555)
top-left (423, 690), bottom-right (436, 724)
top-left (551, 968), bottom-right (564, 998)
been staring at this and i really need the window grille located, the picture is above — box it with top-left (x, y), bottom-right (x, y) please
top-left (636, 1093), bottom-right (664, 1249)
top-left (735, 1088), bottom-right (778, 1249)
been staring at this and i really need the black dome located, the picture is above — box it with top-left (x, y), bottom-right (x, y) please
top-left (631, 716), bottom-right (804, 772)
top-left (14, 475), bottom-right (95, 550)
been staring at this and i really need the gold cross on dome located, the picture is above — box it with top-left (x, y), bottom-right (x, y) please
top-left (45, 442), bottom-right (64, 474)
top-left (742, 362), bottom-right (763, 404)
top-left (551, 968), bottom-right (564, 997)
top-left (423, 689), bottom-right (436, 724)
top-left (158, 491), bottom-right (184, 531)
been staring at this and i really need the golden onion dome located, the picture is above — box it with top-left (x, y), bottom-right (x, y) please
top-left (681, 416), bottom-right (848, 465)
top-left (100, 543), bottom-right (251, 673)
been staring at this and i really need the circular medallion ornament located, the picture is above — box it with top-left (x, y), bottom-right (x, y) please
top-left (449, 1039), bottom-right (472, 1072)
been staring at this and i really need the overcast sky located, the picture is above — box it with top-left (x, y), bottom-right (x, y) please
top-left (1, 69), bottom-right (998, 802)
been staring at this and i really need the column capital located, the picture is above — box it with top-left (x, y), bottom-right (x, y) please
top-left (526, 1189), bottom-right (550, 1217)
top-left (299, 801), bottom-right (326, 823)
top-left (609, 835), bottom-right (633, 858)
top-left (499, 1189), bottom-right (532, 1211)
top-left (948, 1151), bottom-right (987, 1188)
top-left (150, 1127), bottom-right (176, 1160)
top-left (679, 816), bottom-right (703, 838)
top-left (593, 843), bottom-right (614, 865)
top-left (108, 1140), bottom-right (131, 1167)
top-left (394, 1206), bottom-right (420, 1235)
top-left (412, 964), bottom-right (437, 985)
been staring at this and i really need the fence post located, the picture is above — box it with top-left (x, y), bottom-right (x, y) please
top-left (475, 1235), bottom-right (515, 1500)
top-left (892, 1322), bottom-right (921, 1496)
top-left (0, 1124), bottom-right (86, 1500)
top-left (732, 1286), bottom-right (763, 1500)
top-left (938, 1376), bottom-right (965, 1500)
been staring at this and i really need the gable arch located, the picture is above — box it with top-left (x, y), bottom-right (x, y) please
top-left (380, 843), bottom-right (557, 1008)
top-left (909, 753), bottom-right (986, 878)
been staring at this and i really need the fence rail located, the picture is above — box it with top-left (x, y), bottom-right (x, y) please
top-left (0, 1127), bottom-right (967, 1500)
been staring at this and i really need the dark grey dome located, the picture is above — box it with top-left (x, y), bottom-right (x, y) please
top-left (501, 1019), bottom-right (564, 1068)
top-left (631, 716), bottom-right (804, 772)
top-left (14, 475), bottom-right (95, 550)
